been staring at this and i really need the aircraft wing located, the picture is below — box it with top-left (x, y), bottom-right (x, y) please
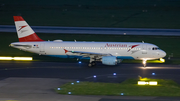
top-left (64, 49), bottom-right (112, 57)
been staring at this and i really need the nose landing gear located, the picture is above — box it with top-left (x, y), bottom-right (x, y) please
top-left (143, 60), bottom-right (147, 67)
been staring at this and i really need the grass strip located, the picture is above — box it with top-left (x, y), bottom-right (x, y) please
top-left (55, 78), bottom-right (180, 96)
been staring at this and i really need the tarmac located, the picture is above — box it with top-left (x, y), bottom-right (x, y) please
top-left (0, 61), bottom-right (180, 101)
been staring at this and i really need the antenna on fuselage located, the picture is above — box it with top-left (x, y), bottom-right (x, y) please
top-left (74, 39), bottom-right (76, 42)
top-left (142, 41), bottom-right (144, 43)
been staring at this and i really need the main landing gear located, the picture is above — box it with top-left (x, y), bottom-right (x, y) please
top-left (88, 61), bottom-right (96, 67)
top-left (88, 57), bottom-right (97, 67)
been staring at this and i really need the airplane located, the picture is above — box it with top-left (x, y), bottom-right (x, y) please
top-left (10, 16), bottom-right (166, 67)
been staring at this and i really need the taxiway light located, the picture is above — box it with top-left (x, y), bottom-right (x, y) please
top-left (149, 81), bottom-right (158, 85)
top-left (13, 57), bottom-right (33, 60)
top-left (113, 73), bottom-right (116, 76)
top-left (68, 92), bottom-right (71, 95)
top-left (152, 73), bottom-right (155, 75)
top-left (121, 93), bottom-right (124, 95)
top-left (78, 61), bottom-right (82, 64)
top-left (138, 81), bottom-right (158, 85)
top-left (76, 81), bottom-right (80, 83)
top-left (71, 83), bottom-right (74, 85)
top-left (93, 75), bottom-right (96, 78)
top-left (0, 57), bottom-right (32, 60)
top-left (57, 88), bottom-right (61, 90)
top-left (138, 81), bottom-right (148, 85)
top-left (0, 57), bottom-right (12, 60)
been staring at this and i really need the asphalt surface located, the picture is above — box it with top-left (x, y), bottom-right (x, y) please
top-left (1, 25), bottom-right (180, 36)
top-left (0, 61), bottom-right (180, 101)
top-left (0, 61), bottom-right (180, 82)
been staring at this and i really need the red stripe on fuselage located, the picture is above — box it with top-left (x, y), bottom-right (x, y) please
top-left (19, 33), bottom-right (44, 42)
top-left (13, 16), bottom-right (25, 22)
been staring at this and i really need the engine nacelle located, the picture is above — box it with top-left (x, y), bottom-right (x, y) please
top-left (117, 59), bottom-right (123, 63)
top-left (102, 56), bottom-right (117, 65)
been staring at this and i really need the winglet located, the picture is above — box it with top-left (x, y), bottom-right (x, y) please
top-left (64, 49), bottom-right (68, 53)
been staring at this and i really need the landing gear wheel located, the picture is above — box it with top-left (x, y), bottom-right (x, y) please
top-left (88, 61), bottom-right (96, 67)
top-left (88, 63), bottom-right (92, 67)
top-left (92, 61), bottom-right (96, 66)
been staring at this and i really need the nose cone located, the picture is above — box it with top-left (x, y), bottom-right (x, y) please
top-left (161, 50), bottom-right (166, 58)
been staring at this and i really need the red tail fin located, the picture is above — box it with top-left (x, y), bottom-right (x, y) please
top-left (13, 16), bottom-right (44, 42)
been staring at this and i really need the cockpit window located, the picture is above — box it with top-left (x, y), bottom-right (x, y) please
top-left (152, 47), bottom-right (160, 50)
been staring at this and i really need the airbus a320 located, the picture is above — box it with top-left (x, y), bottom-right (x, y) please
top-left (10, 16), bottom-right (166, 67)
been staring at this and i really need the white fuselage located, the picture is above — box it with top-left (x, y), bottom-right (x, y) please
top-left (11, 16), bottom-right (167, 66)
top-left (10, 41), bottom-right (166, 60)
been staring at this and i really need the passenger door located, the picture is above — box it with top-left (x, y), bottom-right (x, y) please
top-left (39, 43), bottom-right (46, 54)
top-left (142, 44), bottom-right (147, 54)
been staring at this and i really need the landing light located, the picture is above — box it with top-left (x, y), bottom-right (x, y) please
top-left (160, 58), bottom-right (165, 63)
top-left (143, 59), bottom-right (147, 64)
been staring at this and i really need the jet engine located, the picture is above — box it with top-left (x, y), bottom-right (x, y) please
top-left (102, 56), bottom-right (117, 65)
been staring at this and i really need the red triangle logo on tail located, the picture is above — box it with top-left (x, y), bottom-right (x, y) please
top-left (18, 25), bottom-right (28, 31)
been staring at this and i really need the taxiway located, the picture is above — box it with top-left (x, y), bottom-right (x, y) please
top-left (0, 61), bottom-right (180, 101)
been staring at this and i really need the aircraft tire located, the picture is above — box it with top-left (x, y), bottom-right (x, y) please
top-left (88, 63), bottom-right (93, 67)
top-left (88, 61), bottom-right (96, 67)
top-left (92, 61), bottom-right (96, 66)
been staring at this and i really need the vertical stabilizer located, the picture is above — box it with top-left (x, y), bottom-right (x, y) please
top-left (13, 16), bottom-right (44, 42)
